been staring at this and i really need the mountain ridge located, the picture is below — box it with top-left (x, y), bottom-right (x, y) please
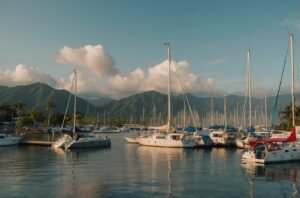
top-left (0, 83), bottom-right (295, 125)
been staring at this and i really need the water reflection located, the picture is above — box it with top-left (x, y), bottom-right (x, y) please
top-left (137, 146), bottom-right (185, 197)
top-left (242, 163), bottom-right (299, 181)
top-left (242, 163), bottom-right (300, 198)
top-left (51, 147), bottom-right (113, 197)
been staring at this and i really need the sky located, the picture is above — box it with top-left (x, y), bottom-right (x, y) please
top-left (0, 0), bottom-right (300, 99)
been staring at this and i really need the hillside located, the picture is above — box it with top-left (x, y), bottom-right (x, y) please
top-left (0, 83), bottom-right (295, 125)
top-left (0, 83), bottom-right (98, 115)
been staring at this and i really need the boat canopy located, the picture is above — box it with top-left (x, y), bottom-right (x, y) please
top-left (248, 127), bottom-right (296, 148)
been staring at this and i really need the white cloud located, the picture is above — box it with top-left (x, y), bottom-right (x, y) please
top-left (107, 60), bottom-right (216, 98)
top-left (58, 70), bottom-right (106, 96)
top-left (0, 57), bottom-right (218, 99)
top-left (0, 64), bottom-right (57, 87)
top-left (108, 68), bottom-right (145, 93)
top-left (56, 44), bottom-right (118, 77)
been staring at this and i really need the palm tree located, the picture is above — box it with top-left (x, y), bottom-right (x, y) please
top-left (45, 98), bottom-right (56, 127)
top-left (15, 101), bottom-right (24, 117)
top-left (0, 103), bottom-right (14, 122)
top-left (278, 103), bottom-right (300, 130)
top-left (28, 108), bottom-right (42, 127)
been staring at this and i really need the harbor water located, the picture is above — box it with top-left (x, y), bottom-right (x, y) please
top-left (0, 133), bottom-right (299, 197)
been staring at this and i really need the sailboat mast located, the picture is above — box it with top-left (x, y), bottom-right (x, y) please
top-left (247, 49), bottom-right (252, 128)
top-left (183, 94), bottom-right (186, 128)
top-left (211, 97), bottom-right (214, 126)
top-left (104, 110), bottom-right (106, 126)
top-left (165, 43), bottom-right (171, 132)
top-left (73, 70), bottom-right (77, 136)
top-left (265, 95), bottom-right (267, 129)
top-left (290, 34), bottom-right (295, 127)
top-left (224, 93), bottom-right (227, 130)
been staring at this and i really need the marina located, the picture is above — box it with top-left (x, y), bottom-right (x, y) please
top-left (1, 1), bottom-right (300, 197)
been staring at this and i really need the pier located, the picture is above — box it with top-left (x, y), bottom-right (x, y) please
top-left (20, 140), bottom-right (52, 146)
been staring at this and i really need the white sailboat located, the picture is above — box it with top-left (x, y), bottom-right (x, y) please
top-left (138, 44), bottom-right (196, 148)
top-left (52, 70), bottom-right (111, 149)
top-left (242, 34), bottom-right (300, 164)
top-left (0, 133), bottom-right (22, 146)
top-left (209, 94), bottom-right (234, 146)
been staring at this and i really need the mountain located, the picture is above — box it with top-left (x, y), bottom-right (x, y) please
top-left (98, 91), bottom-right (295, 124)
top-left (0, 83), bottom-right (295, 125)
top-left (86, 97), bottom-right (114, 107)
top-left (0, 83), bottom-right (98, 115)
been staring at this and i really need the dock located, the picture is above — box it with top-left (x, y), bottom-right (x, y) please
top-left (20, 140), bottom-right (52, 146)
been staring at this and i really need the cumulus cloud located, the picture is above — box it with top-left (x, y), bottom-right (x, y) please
top-left (56, 59), bottom-right (217, 99)
top-left (107, 60), bottom-right (216, 98)
top-left (58, 70), bottom-right (105, 96)
top-left (0, 64), bottom-right (57, 87)
top-left (56, 44), bottom-right (118, 77)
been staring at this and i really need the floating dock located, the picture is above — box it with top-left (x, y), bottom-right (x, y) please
top-left (20, 140), bottom-right (52, 146)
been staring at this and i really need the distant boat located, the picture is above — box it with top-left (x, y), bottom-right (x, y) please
top-left (93, 126), bottom-right (120, 133)
top-left (235, 136), bottom-right (248, 149)
top-left (209, 130), bottom-right (226, 146)
top-left (0, 134), bottom-right (22, 146)
top-left (138, 44), bottom-right (196, 148)
top-left (52, 70), bottom-right (111, 149)
top-left (194, 134), bottom-right (212, 148)
top-left (208, 95), bottom-right (236, 147)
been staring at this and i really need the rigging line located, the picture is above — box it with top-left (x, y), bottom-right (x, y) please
top-left (272, 45), bottom-right (289, 127)
top-left (173, 62), bottom-right (198, 128)
top-left (240, 81), bottom-right (248, 131)
top-left (59, 73), bottom-right (75, 134)
top-left (241, 94), bottom-right (248, 130)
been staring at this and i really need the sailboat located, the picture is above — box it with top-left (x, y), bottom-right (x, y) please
top-left (0, 133), bottom-right (22, 146)
top-left (138, 44), bottom-right (196, 148)
top-left (242, 34), bottom-right (300, 164)
top-left (209, 94), bottom-right (235, 147)
top-left (52, 70), bottom-right (111, 149)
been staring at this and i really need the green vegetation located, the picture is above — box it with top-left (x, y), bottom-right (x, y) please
top-left (0, 83), bottom-right (298, 129)
top-left (274, 103), bottom-right (300, 130)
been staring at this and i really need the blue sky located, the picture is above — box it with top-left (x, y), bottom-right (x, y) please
top-left (0, 0), bottom-right (300, 98)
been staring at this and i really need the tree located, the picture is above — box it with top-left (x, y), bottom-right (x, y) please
top-left (0, 103), bottom-right (14, 122)
top-left (277, 103), bottom-right (300, 130)
top-left (45, 98), bottom-right (56, 127)
top-left (15, 101), bottom-right (24, 117)
top-left (50, 113), bottom-right (64, 125)
top-left (28, 108), bottom-right (43, 127)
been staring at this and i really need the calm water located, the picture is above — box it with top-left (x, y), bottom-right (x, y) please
top-left (0, 133), bottom-right (300, 198)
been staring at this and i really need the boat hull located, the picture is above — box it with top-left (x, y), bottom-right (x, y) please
top-left (66, 139), bottom-right (111, 149)
top-left (138, 134), bottom-right (196, 148)
top-left (0, 136), bottom-right (21, 146)
top-left (242, 143), bottom-right (300, 164)
top-left (124, 137), bottom-right (139, 144)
